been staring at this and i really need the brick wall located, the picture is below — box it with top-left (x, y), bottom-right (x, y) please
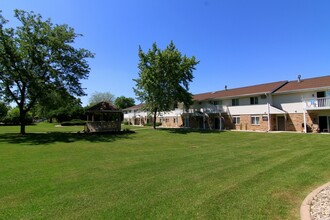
top-left (157, 116), bottom-right (183, 128)
top-left (285, 113), bottom-right (317, 132)
top-left (227, 114), bottom-right (270, 131)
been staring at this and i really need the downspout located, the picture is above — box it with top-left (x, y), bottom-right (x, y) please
top-left (303, 101), bottom-right (307, 133)
top-left (219, 112), bottom-right (222, 131)
top-left (266, 93), bottom-right (271, 132)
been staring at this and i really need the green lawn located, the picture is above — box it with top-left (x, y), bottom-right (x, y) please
top-left (0, 124), bottom-right (329, 219)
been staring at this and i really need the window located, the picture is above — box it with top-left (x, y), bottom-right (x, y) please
top-left (250, 97), bottom-right (258, 105)
top-left (251, 115), bottom-right (260, 125)
top-left (159, 118), bottom-right (163, 123)
top-left (173, 117), bottom-right (177, 123)
top-left (165, 118), bottom-right (169, 123)
top-left (232, 116), bottom-right (240, 125)
top-left (232, 99), bottom-right (239, 106)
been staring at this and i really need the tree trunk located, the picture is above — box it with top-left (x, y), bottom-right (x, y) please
top-left (153, 109), bottom-right (157, 129)
top-left (19, 108), bottom-right (26, 135)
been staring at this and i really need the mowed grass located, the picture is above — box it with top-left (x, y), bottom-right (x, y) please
top-left (0, 124), bottom-right (329, 219)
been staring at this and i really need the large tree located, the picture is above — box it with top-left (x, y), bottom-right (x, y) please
top-left (0, 10), bottom-right (94, 134)
top-left (88, 91), bottom-right (116, 106)
top-left (114, 96), bottom-right (135, 109)
top-left (134, 41), bottom-right (199, 129)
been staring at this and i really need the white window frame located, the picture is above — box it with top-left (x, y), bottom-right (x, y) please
top-left (251, 115), bottom-right (260, 125)
top-left (250, 97), bottom-right (259, 105)
top-left (232, 116), bottom-right (240, 125)
top-left (232, 98), bottom-right (239, 106)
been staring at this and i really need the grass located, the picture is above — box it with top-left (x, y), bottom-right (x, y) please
top-left (0, 124), bottom-right (329, 219)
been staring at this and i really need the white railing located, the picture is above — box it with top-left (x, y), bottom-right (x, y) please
top-left (303, 97), bottom-right (330, 110)
top-left (188, 105), bottom-right (223, 114)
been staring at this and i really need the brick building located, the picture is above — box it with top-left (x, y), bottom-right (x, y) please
top-left (124, 75), bottom-right (330, 133)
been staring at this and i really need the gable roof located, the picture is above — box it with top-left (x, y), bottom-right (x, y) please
top-left (87, 101), bottom-right (121, 112)
top-left (275, 75), bottom-right (330, 94)
top-left (193, 81), bottom-right (288, 101)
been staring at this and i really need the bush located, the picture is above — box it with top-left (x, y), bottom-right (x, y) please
top-left (1, 107), bottom-right (33, 125)
top-left (145, 122), bottom-right (162, 127)
top-left (61, 119), bottom-right (86, 126)
top-left (123, 120), bottom-right (131, 125)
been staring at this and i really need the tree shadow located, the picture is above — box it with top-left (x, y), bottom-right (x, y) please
top-left (0, 131), bottom-right (135, 146)
top-left (158, 128), bottom-right (225, 134)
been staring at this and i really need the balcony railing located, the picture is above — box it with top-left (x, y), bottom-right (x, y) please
top-left (303, 97), bottom-right (330, 110)
top-left (188, 105), bottom-right (223, 114)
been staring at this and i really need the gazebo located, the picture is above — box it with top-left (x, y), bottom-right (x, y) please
top-left (85, 101), bottom-right (123, 133)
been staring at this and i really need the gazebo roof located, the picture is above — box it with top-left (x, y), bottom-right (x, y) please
top-left (86, 101), bottom-right (122, 113)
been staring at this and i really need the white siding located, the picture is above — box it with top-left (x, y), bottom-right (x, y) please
top-left (273, 92), bottom-right (315, 113)
top-left (227, 104), bottom-right (270, 115)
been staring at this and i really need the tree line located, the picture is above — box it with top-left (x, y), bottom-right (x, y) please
top-left (1, 9), bottom-right (198, 134)
top-left (0, 93), bottom-right (135, 125)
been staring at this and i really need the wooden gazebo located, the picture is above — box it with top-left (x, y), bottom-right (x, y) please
top-left (85, 101), bottom-right (123, 133)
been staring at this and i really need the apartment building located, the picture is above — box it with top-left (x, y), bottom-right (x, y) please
top-left (124, 75), bottom-right (330, 133)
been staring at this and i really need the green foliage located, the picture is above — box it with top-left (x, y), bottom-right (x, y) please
top-left (88, 92), bottom-right (116, 106)
top-left (0, 10), bottom-right (94, 134)
top-left (0, 102), bottom-right (9, 120)
top-left (34, 92), bottom-right (85, 123)
top-left (145, 122), bottom-right (162, 127)
top-left (133, 41), bottom-right (199, 129)
top-left (114, 96), bottom-right (135, 109)
top-left (123, 120), bottom-right (131, 125)
top-left (2, 107), bottom-right (33, 125)
top-left (60, 119), bottom-right (86, 126)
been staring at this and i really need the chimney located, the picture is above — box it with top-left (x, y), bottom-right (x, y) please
top-left (297, 75), bottom-right (301, 83)
top-left (225, 85), bottom-right (227, 91)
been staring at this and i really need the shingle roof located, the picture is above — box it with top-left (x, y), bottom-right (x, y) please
top-left (193, 81), bottom-right (288, 101)
top-left (123, 103), bottom-right (145, 111)
top-left (275, 75), bottom-right (330, 93)
top-left (87, 101), bottom-right (121, 112)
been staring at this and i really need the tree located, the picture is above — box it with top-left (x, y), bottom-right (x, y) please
top-left (0, 10), bottom-right (94, 134)
top-left (88, 91), bottom-right (115, 106)
top-left (34, 89), bottom-right (85, 122)
top-left (114, 96), bottom-right (135, 109)
top-left (133, 41), bottom-right (199, 129)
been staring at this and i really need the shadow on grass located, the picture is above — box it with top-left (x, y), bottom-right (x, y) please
top-left (0, 131), bottom-right (135, 145)
top-left (158, 128), bottom-right (225, 134)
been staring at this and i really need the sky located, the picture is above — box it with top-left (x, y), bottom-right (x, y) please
top-left (1, 0), bottom-right (330, 106)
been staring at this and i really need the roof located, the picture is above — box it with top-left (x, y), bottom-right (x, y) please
top-left (269, 106), bottom-right (286, 114)
top-left (275, 75), bottom-right (330, 93)
top-left (193, 81), bottom-right (288, 101)
top-left (86, 101), bottom-right (121, 112)
top-left (123, 103), bottom-right (145, 111)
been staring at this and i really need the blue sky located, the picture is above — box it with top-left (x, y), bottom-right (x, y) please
top-left (1, 0), bottom-right (330, 106)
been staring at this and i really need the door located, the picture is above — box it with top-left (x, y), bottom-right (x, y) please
top-left (277, 116), bottom-right (285, 131)
top-left (198, 117), bottom-right (204, 129)
top-left (319, 116), bottom-right (328, 132)
top-left (317, 92), bottom-right (326, 107)
top-left (214, 118), bottom-right (220, 130)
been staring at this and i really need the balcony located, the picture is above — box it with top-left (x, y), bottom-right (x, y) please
top-left (303, 97), bottom-right (330, 110)
top-left (188, 105), bottom-right (223, 114)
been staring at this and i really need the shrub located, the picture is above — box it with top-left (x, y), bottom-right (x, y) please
top-left (61, 119), bottom-right (86, 126)
top-left (1, 107), bottom-right (33, 125)
top-left (145, 122), bottom-right (162, 127)
top-left (123, 120), bottom-right (131, 125)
